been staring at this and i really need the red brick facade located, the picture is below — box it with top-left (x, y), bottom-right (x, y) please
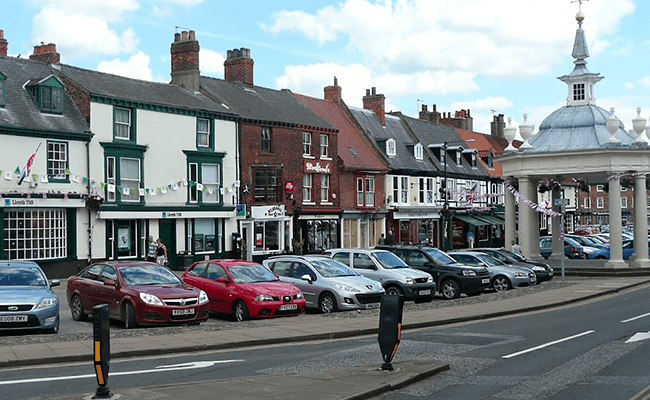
top-left (362, 87), bottom-right (385, 125)
top-left (0, 30), bottom-right (7, 57)
top-left (29, 43), bottom-right (60, 64)
top-left (224, 48), bottom-right (254, 88)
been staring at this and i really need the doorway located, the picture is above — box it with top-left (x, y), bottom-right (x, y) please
top-left (159, 220), bottom-right (177, 268)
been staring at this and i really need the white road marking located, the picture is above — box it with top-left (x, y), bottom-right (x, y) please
top-left (621, 312), bottom-right (650, 323)
top-left (0, 359), bottom-right (244, 386)
top-left (626, 331), bottom-right (650, 343)
top-left (502, 330), bottom-right (595, 359)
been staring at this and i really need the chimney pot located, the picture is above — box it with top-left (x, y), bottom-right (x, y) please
top-left (371, 87), bottom-right (376, 95)
top-left (174, 32), bottom-right (181, 42)
top-left (334, 76), bottom-right (338, 86)
top-left (422, 104), bottom-right (427, 112)
top-left (366, 89), bottom-right (370, 96)
top-left (189, 30), bottom-right (196, 40)
top-left (181, 30), bottom-right (189, 41)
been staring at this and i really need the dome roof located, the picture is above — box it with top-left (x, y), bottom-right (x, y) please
top-left (523, 104), bottom-right (636, 153)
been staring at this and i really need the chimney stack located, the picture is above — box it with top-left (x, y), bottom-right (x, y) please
top-left (362, 86), bottom-right (385, 125)
top-left (0, 30), bottom-right (7, 57)
top-left (170, 30), bottom-right (200, 91)
top-left (419, 103), bottom-right (441, 123)
top-left (491, 114), bottom-right (506, 138)
top-left (324, 76), bottom-right (342, 101)
top-left (224, 47), bottom-right (254, 88)
top-left (29, 43), bottom-right (60, 64)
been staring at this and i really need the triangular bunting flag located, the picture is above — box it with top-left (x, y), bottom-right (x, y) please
top-left (4, 171), bottom-right (13, 181)
top-left (15, 166), bottom-right (20, 174)
top-left (122, 188), bottom-right (130, 195)
top-left (32, 174), bottom-right (38, 181)
top-left (100, 182), bottom-right (106, 190)
top-left (161, 186), bottom-right (168, 194)
top-left (196, 183), bottom-right (203, 191)
top-left (139, 188), bottom-right (146, 197)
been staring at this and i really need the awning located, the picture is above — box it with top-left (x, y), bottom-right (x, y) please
top-left (474, 214), bottom-right (505, 225)
top-left (453, 214), bottom-right (490, 226)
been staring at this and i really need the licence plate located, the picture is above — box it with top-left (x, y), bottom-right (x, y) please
top-left (366, 303), bottom-right (380, 309)
top-left (172, 308), bottom-right (195, 316)
top-left (0, 315), bottom-right (28, 322)
top-left (279, 304), bottom-right (298, 311)
top-left (482, 278), bottom-right (490, 284)
top-left (419, 290), bottom-right (431, 296)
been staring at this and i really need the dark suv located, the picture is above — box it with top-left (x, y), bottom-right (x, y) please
top-left (375, 244), bottom-right (490, 299)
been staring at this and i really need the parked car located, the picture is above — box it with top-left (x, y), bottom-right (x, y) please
top-left (263, 255), bottom-right (384, 313)
top-left (448, 252), bottom-right (537, 292)
top-left (0, 261), bottom-right (60, 334)
top-left (182, 259), bottom-right (305, 321)
top-left (588, 239), bottom-right (636, 260)
top-left (67, 262), bottom-right (210, 329)
top-left (461, 248), bottom-right (554, 283)
top-left (565, 235), bottom-right (602, 257)
top-left (539, 236), bottom-right (585, 259)
top-left (323, 248), bottom-right (435, 302)
top-left (375, 244), bottom-right (490, 299)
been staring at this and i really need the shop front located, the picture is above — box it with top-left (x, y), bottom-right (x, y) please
top-left (341, 211), bottom-right (386, 248)
top-left (297, 213), bottom-right (341, 254)
top-left (393, 208), bottom-right (441, 246)
top-left (240, 204), bottom-right (292, 263)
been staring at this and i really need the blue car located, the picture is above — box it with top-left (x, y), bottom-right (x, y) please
top-left (588, 239), bottom-right (635, 260)
top-left (0, 261), bottom-right (60, 333)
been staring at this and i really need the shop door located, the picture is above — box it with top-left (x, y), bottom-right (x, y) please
top-left (159, 220), bottom-right (177, 269)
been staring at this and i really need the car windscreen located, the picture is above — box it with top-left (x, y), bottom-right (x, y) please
top-left (476, 253), bottom-right (505, 267)
top-left (502, 250), bottom-right (526, 262)
top-left (0, 267), bottom-right (47, 286)
top-left (423, 248), bottom-right (456, 265)
top-left (119, 265), bottom-right (182, 286)
top-left (372, 251), bottom-right (409, 269)
top-left (309, 259), bottom-right (358, 277)
top-left (228, 264), bottom-right (279, 283)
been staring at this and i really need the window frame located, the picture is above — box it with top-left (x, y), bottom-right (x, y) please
top-left (101, 142), bottom-right (147, 205)
top-left (414, 143), bottom-right (423, 160)
top-left (597, 197), bottom-right (604, 209)
top-left (113, 106), bottom-right (135, 142)
top-left (320, 134), bottom-right (329, 158)
top-left (3, 208), bottom-right (68, 260)
top-left (621, 197), bottom-right (628, 208)
top-left (321, 174), bottom-right (330, 203)
top-left (26, 75), bottom-right (64, 114)
top-left (573, 83), bottom-right (585, 101)
top-left (365, 176), bottom-right (375, 207)
top-left (253, 167), bottom-right (281, 203)
top-left (386, 139), bottom-right (396, 156)
top-left (196, 117), bottom-right (212, 149)
top-left (184, 150), bottom-right (225, 206)
top-left (303, 173), bottom-right (313, 203)
top-left (47, 140), bottom-right (69, 183)
top-left (303, 132), bottom-right (312, 156)
top-left (0, 71), bottom-right (6, 107)
top-left (261, 127), bottom-right (271, 152)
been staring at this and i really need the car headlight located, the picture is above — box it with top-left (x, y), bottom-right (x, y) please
top-left (462, 269), bottom-right (477, 276)
top-left (198, 290), bottom-right (209, 304)
top-left (36, 297), bottom-right (58, 309)
top-left (405, 277), bottom-right (414, 285)
top-left (295, 292), bottom-right (304, 299)
top-left (331, 281), bottom-right (360, 292)
top-left (427, 276), bottom-right (433, 283)
top-left (139, 292), bottom-right (164, 306)
top-left (512, 272), bottom-right (527, 278)
top-left (254, 294), bottom-right (274, 301)
top-left (531, 266), bottom-right (545, 271)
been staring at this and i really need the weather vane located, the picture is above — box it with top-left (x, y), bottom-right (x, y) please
top-left (571, 0), bottom-right (589, 13)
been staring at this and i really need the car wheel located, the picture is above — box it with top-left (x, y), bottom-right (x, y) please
top-left (440, 279), bottom-right (461, 300)
top-left (70, 295), bottom-right (88, 321)
top-left (233, 300), bottom-right (249, 322)
top-left (124, 302), bottom-right (138, 329)
top-left (385, 286), bottom-right (403, 297)
top-left (318, 292), bottom-right (337, 314)
top-left (492, 276), bottom-right (511, 292)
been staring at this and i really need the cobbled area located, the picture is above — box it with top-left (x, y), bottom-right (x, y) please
top-left (0, 279), bottom-right (577, 347)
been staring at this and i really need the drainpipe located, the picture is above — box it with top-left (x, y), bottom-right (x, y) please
top-left (85, 131), bottom-right (93, 264)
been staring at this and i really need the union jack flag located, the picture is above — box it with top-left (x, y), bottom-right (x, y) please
top-left (18, 143), bottom-right (41, 185)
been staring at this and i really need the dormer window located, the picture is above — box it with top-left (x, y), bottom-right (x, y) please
top-left (573, 83), bottom-right (585, 101)
top-left (440, 149), bottom-right (446, 165)
top-left (0, 71), bottom-right (6, 107)
top-left (386, 138), bottom-right (396, 156)
top-left (26, 75), bottom-right (63, 114)
top-left (471, 153), bottom-right (477, 168)
top-left (414, 143), bottom-right (423, 160)
top-left (456, 150), bottom-right (462, 165)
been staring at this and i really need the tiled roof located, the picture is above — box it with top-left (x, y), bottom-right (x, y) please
top-left (349, 107), bottom-right (437, 175)
top-left (293, 93), bottom-right (387, 172)
top-left (200, 77), bottom-right (336, 131)
top-left (0, 56), bottom-right (88, 134)
top-left (399, 114), bottom-right (489, 179)
top-left (57, 64), bottom-right (236, 117)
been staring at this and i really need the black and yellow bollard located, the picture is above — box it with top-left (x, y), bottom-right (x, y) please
top-left (92, 304), bottom-right (112, 399)
top-left (378, 294), bottom-right (404, 371)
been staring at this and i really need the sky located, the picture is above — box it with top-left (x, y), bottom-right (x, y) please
top-left (3, 0), bottom-right (650, 138)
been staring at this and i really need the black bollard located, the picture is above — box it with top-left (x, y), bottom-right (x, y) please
top-left (92, 304), bottom-right (112, 399)
top-left (378, 294), bottom-right (404, 371)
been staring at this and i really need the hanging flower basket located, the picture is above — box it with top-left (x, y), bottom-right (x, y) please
top-left (86, 194), bottom-right (104, 211)
top-left (576, 178), bottom-right (590, 193)
top-left (538, 179), bottom-right (562, 193)
top-left (620, 175), bottom-right (634, 189)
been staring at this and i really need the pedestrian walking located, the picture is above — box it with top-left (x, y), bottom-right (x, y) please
top-left (378, 234), bottom-right (386, 245)
top-left (146, 235), bottom-right (157, 262)
top-left (511, 240), bottom-right (522, 255)
top-left (385, 231), bottom-right (394, 245)
top-left (156, 238), bottom-right (168, 266)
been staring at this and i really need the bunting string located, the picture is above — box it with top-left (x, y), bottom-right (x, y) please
top-left (505, 180), bottom-right (562, 217)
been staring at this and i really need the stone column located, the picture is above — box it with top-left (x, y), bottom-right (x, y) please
top-left (518, 177), bottom-right (533, 258)
top-left (505, 185), bottom-right (517, 251)
top-left (550, 186), bottom-right (563, 260)
top-left (632, 174), bottom-right (650, 267)
top-left (605, 177), bottom-right (626, 268)
top-left (529, 178), bottom-right (543, 260)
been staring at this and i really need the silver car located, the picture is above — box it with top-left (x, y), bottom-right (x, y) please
top-left (448, 251), bottom-right (536, 292)
top-left (0, 260), bottom-right (60, 333)
top-left (263, 255), bottom-right (384, 313)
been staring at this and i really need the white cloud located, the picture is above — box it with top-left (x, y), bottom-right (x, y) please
top-left (97, 51), bottom-right (153, 81)
top-left (30, 1), bottom-right (140, 59)
top-left (151, 5), bottom-right (173, 18)
top-left (263, 0), bottom-right (634, 80)
top-left (624, 82), bottom-right (635, 90)
top-left (200, 49), bottom-right (225, 77)
top-left (639, 77), bottom-right (650, 90)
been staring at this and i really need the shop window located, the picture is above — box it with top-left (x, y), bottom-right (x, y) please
top-left (47, 141), bottom-right (69, 182)
top-left (107, 220), bottom-right (144, 259)
top-left (194, 219), bottom-right (216, 253)
top-left (254, 167), bottom-right (280, 203)
top-left (254, 221), bottom-right (279, 251)
top-left (3, 209), bottom-right (67, 260)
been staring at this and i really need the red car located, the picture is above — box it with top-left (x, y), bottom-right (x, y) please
top-left (67, 262), bottom-right (209, 329)
top-left (182, 259), bottom-right (306, 322)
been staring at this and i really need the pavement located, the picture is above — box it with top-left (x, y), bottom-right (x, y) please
top-left (3, 259), bottom-right (650, 400)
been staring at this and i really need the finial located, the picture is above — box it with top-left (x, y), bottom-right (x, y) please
top-left (571, 0), bottom-right (589, 27)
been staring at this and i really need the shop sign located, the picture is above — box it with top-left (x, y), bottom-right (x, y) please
top-left (236, 204), bottom-right (246, 218)
top-left (252, 204), bottom-right (286, 219)
top-left (303, 161), bottom-right (331, 174)
top-left (285, 181), bottom-right (295, 192)
top-left (3, 197), bottom-right (84, 207)
top-left (162, 211), bottom-right (183, 218)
